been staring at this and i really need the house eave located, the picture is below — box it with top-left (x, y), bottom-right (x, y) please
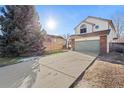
top-left (70, 29), bottom-right (110, 39)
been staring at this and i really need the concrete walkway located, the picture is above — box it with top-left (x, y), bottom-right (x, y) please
top-left (32, 51), bottom-right (97, 88)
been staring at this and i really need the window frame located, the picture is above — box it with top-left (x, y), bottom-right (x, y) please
top-left (80, 24), bottom-right (87, 34)
top-left (95, 25), bottom-right (99, 29)
top-left (80, 28), bottom-right (87, 33)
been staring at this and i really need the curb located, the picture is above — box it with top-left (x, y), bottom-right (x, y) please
top-left (69, 56), bottom-right (98, 88)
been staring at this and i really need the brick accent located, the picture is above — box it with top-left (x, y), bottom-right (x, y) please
top-left (71, 39), bottom-right (75, 50)
top-left (100, 35), bottom-right (107, 54)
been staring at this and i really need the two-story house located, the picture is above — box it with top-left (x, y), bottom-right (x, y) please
top-left (70, 16), bottom-right (117, 56)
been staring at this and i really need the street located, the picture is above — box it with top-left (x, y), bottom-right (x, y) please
top-left (0, 57), bottom-right (40, 88)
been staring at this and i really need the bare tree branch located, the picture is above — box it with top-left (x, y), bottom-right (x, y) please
top-left (112, 14), bottom-right (124, 37)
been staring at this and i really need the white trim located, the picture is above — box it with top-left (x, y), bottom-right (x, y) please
top-left (75, 36), bottom-right (99, 41)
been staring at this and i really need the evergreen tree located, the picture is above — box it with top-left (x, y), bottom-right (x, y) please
top-left (0, 5), bottom-right (44, 57)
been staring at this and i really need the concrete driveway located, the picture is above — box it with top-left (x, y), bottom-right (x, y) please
top-left (0, 51), bottom-right (97, 88)
top-left (32, 51), bottom-right (97, 88)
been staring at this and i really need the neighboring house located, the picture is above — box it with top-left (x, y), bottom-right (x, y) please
top-left (70, 16), bottom-right (118, 55)
top-left (43, 34), bottom-right (66, 52)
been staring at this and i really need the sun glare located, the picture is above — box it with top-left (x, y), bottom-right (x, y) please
top-left (46, 18), bottom-right (57, 30)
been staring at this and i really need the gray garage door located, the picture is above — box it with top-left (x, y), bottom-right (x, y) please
top-left (75, 40), bottom-right (100, 56)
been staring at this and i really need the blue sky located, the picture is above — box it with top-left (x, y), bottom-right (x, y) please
top-left (36, 5), bottom-right (124, 36)
top-left (0, 5), bottom-right (124, 36)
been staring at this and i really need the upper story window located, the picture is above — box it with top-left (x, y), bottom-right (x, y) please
top-left (80, 24), bottom-right (87, 34)
top-left (95, 25), bottom-right (99, 29)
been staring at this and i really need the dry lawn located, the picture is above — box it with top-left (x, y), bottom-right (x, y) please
top-left (75, 52), bottom-right (124, 88)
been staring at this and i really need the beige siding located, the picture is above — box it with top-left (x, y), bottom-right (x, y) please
top-left (107, 24), bottom-right (117, 53)
top-left (108, 25), bottom-right (115, 41)
top-left (75, 17), bottom-right (109, 34)
top-left (85, 17), bottom-right (109, 32)
top-left (75, 22), bottom-right (93, 34)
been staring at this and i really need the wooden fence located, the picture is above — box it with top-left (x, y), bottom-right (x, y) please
top-left (109, 43), bottom-right (124, 53)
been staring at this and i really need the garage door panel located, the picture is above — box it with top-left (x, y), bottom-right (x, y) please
top-left (75, 40), bottom-right (99, 56)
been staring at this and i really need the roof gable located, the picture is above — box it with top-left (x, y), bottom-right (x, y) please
top-left (85, 16), bottom-right (111, 22)
top-left (74, 16), bottom-right (116, 31)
